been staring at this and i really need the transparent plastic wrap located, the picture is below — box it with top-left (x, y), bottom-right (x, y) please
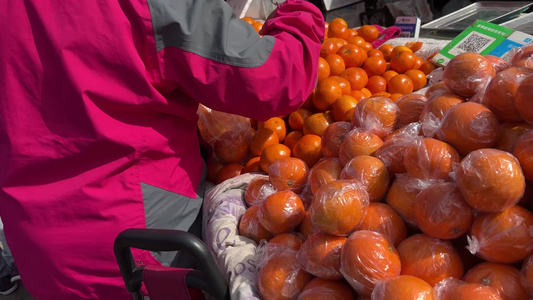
top-left (420, 92), bottom-right (464, 138)
top-left (441, 52), bottom-right (495, 98)
top-left (456, 148), bottom-right (525, 213)
top-left (371, 275), bottom-right (435, 300)
top-left (340, 230), bottom-right (401, 297)
top-left (424, 82), bottom-right (452, 101)
top-left (521, 254), bottom-right (533, 298)
top-left (256, 247), bottom-right (313, 300)
top-left (338, 128), bottom-right (384, 165)
top-left (197, 104), bottom-right (253, 164)
top-left (434, 278), bottom-right (502, 300)
top-left (435, 102), bottom-right (500, 155)
top-left (508, 44), bottom-right (533, 66)
top-left (355, 202), bottom-right (407, 247)
top-left (309, 180), bottom-right (369, 236)
top-left (307, 158), bottom-right (343, 195)
top-left (484, 54), bottom-right (510, 74)
top-left (351, 97), bottom-right (400, 139)
top-left (297, 278), bottom-right (356, 300)
top-left (514, 74), bottom-right (533, 126)
top-left (268, 157), bottom-right (309, 194)
top-left (463, 262), bottom-right (528, 300)
top-left (244, 175), bottom-right (277, 207)
top-left (385, 173), bottom-right (438, 226)
top-left (395, 93), bottom-right (428, 128)
top-left (496, 122), bottom-right (533, 154)
top-left (514, 130), bottom-right (533, 182)
top-left (374, 122), bottom-right (420, 176)
top-left (296, 232), bottom-right (347, 280)
top-left (238, 205), bottom-right (274, 244)
top-left (257, 189), bottom-right (306, 235)
top-left (467, 205), bottom-right (533, 264)
top-left (320, 121), bottom-right (353, 159)
top-left (403, 137), bottom-right (459, 181)
top-left (414, 182), bottom-right (474, 240)
top-left (340, 155), bottom-right (390, 202)
top-left (483, 66), bottom-right (533, 123)
top-left (397, 234), bottom-right (464, 287)
top-left (267, 232), bottom-right (305, 252)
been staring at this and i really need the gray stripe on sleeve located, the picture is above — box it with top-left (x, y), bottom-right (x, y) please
top-left (147, 0), bottom-right (275, 68)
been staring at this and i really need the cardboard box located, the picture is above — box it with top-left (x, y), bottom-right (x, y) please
top-left (431, 19), bottom-right (533, 66)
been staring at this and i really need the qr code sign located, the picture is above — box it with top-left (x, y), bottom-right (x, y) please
top-left (449, 32), bottom-right (496, 56)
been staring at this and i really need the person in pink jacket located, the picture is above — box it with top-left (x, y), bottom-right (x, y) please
top-left (0, 0), bottom-right (324, 298)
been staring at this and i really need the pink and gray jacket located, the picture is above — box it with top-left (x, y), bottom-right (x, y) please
top-left (0, 0), bottom-right (324, 298)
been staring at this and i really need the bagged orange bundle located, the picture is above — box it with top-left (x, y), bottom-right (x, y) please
top-left (296, 232), bottom-right (347, 280)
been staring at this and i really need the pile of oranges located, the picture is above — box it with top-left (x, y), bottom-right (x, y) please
top-left (203, 16), bottom-right (533, 299)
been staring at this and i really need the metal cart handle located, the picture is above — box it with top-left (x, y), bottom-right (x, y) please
top-left (114, 228), bottom-right (229, 300)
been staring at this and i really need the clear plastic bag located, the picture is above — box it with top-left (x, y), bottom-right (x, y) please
top-left (296, 232), bottom-right (347, 280)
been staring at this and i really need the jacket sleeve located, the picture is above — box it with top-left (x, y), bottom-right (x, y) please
top-left (147, 0), bottom-right (325, 121)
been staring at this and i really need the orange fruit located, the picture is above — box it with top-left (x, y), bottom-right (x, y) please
top-left (252, 21), bottom-right (262, 33)
top-left (268, 157), bottom-right (309, 193)
top-left (259, 117), bottom-right (287, 142)
top-left (288, 108), bottom-right (312, 131)
top-left (513, 130), bottom-right (533, 181)
top-left (374, 138), bottom-right (408, 176)
top-left (387, 74), bottom-right (414, 95)
top-left (361, 87), bottom-right (372, 98)
top-left (308, 158), bottom-right (343, 195)
top-left (463, 262), bottom-right (528, 300)
top-left (424, 81), bottom-right (452, 100)
top-left (439, 282), bottom-right (502, 300)
top-left (382, 69), bottom-right (399, 82)
top-left (515, 73), bottom-right (533, 123)
top-left (398, 234), bottom-right (464, 286)
top-left (357, 25), bottom-right (379, 42)
top-left (414, 182), bottom-right (474, 239)
top-left (442, 52), bottom-right (495, 98)
top-left (521, 255), bottom-right (533, 297)
top-left (395, 93), bottom-right (428, 128)
top-left (331, 95), bottom-right (358, 122)
top-left (257, 251), bottom-right (313, 299)
top-left (249, 127), bottom-right (279, 157)
top-left (349, 89), bottom-right (367, 101)
top-left (284, 132), bottom-right (303, 153)
top-left (339, 67), bottom-right (368, 91)
top-left (340, 230), bottom-right (401, 297)
top-left (346, 28), bottom-right (358, 39)
top-left (372, 275), bottom-right (435, 300)
top-left (361, 41), bottom-right (373, 52)
top-left (390, 45), bottom-right (413, 58)
top-left (420, 93), bottom-right (464, 129)
top-left (510, 44), bottom-right (533, 64)
top-left (351, 97), bottom-right (399, 139)
top-left (413, 55), bottom-right (424, 70)
top-left (419, 61), bottom-right (437, 75)
top-left (390, 51), bottom-right (416, 73)
top-left (363, 56), bottom-right (387, 77)
top-left (328, 23), bottom-right (350, 40)
top-left (338, 128), bottom-right (383, 164)
top-left (337, 44), bottom-right (367, 68)
top-left (292, 134), bottom-right (322, 168)
top-left (298, 278), bottom-right (355, 300)
top-left (340, 155), bottom-right (390, 202)
top-left (259, 143), bottom-right (291, 173)
top-left (325, 53), bottom-right (346, 76)
top-left (321, 38), bottom-right (343, 58)
top-left (215, 163), bottom-right (244, 184)
top-left (367, 48), bottom-right (384, 58)
top-left (318, 56), bottom-right (330, 82)
top-left (347, 35), bottom-right (366, 48)
top-left (456, 148), bottom-right (525, 212)
top-left (328, 76), bottom-right (352, 95)
top-left (313, 78), bottom-right (343, 111)
top-left (404, 69), bottom-right (428, 90)
top-left (320, 121), bottom-right (353, 159)
top-left (239, 205), bottom-right (274, 243)
top-left (405, 41), bottom-right (424, 52)
top-left (241, 17), bottom-right (255, 24)
top-left (386, 174), bottom-right (430, 226)
top-left (379, 44), bottom-right (394, 62)
top-left (214, 131), bottom-right (250, 164)
top-left (302, 112), bottom-right (335, 137)
top-left (258, 189), bottom-right (305, 235)
top-left (365, 75), bottom-right (387, 94)
top-left (468, 205), bottom-right (533, 264)
top-left (329, 17), bottom-right (348, 28)
top-left (206, 160), bottom-right (224, 183)
top-left (299, 210), bottom-right (315, 239)
top-left (496, 122), bottom-right (532, 153)
top-left (243, 156), bottom-right (263, 173)
top-left (355, 202), bottom-right (408, 247)
top-left (403, 137), bottom-right (460, 180)
top-left (244, 176), bottom-right (276, 207)
top-left (484, 67), bottom-right (533, 123)
top-left (436, 102), bottom-right (500, 155)
top-left (268, 232), bottom-right (305, 252)
top-left (513, 57), bottom-right (533, 69)
top-left (296, 232), bottom-right (347, 280)
top-left (309, 180), bottom-right (369, 236)
top-left (484, 54), bottom-right (510, 73)
top-left (390, 92), bottom-right (403, 102)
